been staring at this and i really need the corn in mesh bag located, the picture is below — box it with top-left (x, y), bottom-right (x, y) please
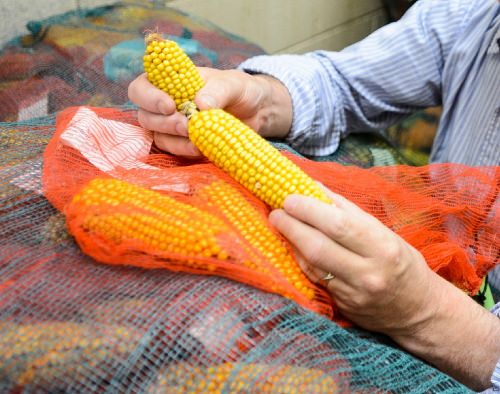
top-left (2, 8), bottom-right (492, 392)
top-left (65, 176), bottom-right (333, 317)
top-left (46, 34), bottom-right (341, 319)
top-left (43, 103), bottom-right (500, 326)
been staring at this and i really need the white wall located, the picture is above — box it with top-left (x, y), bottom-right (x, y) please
top-left (169, 0), bottom-right (387, 53)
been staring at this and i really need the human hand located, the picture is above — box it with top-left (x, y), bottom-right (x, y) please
top-left (269, 187), bottom-right (500, 390)
top-left (268, 187), bottom-right (439, 337)
top-left (128, 67), bottom-right (292, 157)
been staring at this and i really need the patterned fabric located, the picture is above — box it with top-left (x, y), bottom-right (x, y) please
top-left (0, 0), bottom-right (266, 122)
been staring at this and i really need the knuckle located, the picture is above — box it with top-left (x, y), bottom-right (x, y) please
top-left (328, 211), bottom-right (348, 238)
top-left (153, 133), bottom-right (168, 152)
top-left (137, 110), bottom-right (150, 130)
top-left (360, 273), bottom-right (388, 296)
top-left (302, 236), bottom-right (328, 266)
top-left (127, 76), bottom-right (140, 102)
top-left (347, 292), bottom-right (371, 309)
top-left (381, 241), bottom-right (402, 263)
top-left (127, 82), bottom-right (135, 102)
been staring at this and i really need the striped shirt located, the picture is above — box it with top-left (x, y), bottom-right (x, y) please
top-left (240, 0), bottom-right (500, 390)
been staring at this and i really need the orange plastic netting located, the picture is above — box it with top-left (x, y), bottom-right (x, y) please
top-left (42, 106), bottom-right (500, 321)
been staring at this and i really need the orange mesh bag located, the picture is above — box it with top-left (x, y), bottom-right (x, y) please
top-left (294, 159), bottom-right (499, 293)
top-left (42, 104), bottom-right (499, 324)
top-left (42, 106), bottom-right (334, 318)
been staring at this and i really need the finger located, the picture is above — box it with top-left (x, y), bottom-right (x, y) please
top-left (194, 69), bottom-right (247, 111)
top-left (137, 108), bottom-right (188, 136)
top-left (292, 248), bottom-right (369, 313)
top-left (154, 132), bottom-right (201, 157)
top-left (283, 194), bottom-right (395, 258)
top-left (128, 73), bottom-right (176, 115)
top-left (291, 246), bottom-right (324, 283)
top-left (269, 209), bottom-right (365, 284)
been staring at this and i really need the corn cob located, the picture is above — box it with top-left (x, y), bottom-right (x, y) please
top-left (144, 34), bottom-right (331, 209)
top-left (147, 362), bottom-right (337, 394)
top-left (198, 180), bottom-right (316, 300)
top-left (190, 109), bottom-right (331, 209)
top-left (68, 178), bottom-right (229, 262)
top-left (0, 322), bottom-right (140, 388)
top-left (144, 33), bottom-right (204, 111)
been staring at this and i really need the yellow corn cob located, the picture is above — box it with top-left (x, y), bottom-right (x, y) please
top-left (190, 109), bottom-right (331, 209)
top-left (69, 178), bottom-right (229, 261)
top-left (148, 362), bottom-right (337, 394)
top-left (143, 34), bottom-right (332, 209)
top-left (198, 180), bottom-right (316, 300)
top-left (144, 33), bottom-right (204, 111)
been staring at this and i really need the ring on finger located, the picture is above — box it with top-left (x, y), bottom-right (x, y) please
top-left (322, 272), bottom-right (335, 282)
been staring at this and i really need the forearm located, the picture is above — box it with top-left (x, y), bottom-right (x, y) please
top-left (392, 274), bottom-right (500, 391)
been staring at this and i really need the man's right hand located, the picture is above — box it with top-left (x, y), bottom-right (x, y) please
top-left (127, 67), bottom-right (293, 157)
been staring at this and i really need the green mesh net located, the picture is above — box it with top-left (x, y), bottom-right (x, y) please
top-left (0, 2), bottom-right (471, 393)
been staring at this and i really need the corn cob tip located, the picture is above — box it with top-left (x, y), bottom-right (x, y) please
top-left (70, 178), bottom-right (230, 261)
top-left (143, 34), bottom-right (205, 110)
top-left (144, 32), bottom-right (164, 45)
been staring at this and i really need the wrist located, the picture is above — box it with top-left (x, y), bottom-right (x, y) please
top-left (252, 74), bottom-right (292, 139)
top-left (391, 275), bottom-right (500, 391)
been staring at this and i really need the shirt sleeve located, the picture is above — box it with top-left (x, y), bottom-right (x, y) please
top-left (238, 0), bottom-right (476, 156)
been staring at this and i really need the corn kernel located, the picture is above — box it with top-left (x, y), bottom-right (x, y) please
top-left (144, 34), bottom-right (204, 111)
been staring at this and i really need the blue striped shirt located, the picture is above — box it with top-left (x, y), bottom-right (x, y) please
top-left (240, 0), bottom-right (500, 390)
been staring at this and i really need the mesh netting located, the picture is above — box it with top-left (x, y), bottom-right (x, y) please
top-left (45, 106), bottom-right (498, 299)
top-left (0, 1), bottom-right (488, 392)
top-left (1, 107), bottom-right (476, 393)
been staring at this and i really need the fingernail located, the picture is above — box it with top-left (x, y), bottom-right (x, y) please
top-left (157, 100), bottom-right (171, 115)
top-left (198, 94), bottom-right (217, 109)
top-left (175, 121), bottom-right (188, 136)
top-left (268, 209), bottom-right (283, 225)
top-left (283, 195), bottom-right (300, 211)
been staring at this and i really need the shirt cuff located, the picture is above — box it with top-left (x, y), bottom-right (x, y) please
top-left (238, 54), bottom-right (342, 156)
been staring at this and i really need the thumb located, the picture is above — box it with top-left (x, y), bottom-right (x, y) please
top-left (194, 69), bottom-right (244, 111)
